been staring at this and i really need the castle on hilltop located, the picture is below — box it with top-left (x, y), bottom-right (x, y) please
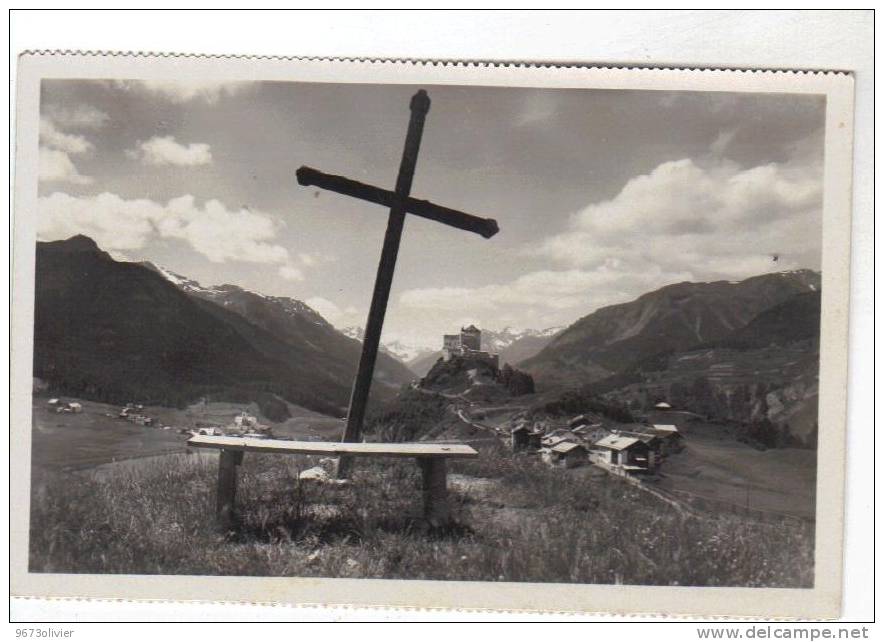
top-left (442, 325), bottom-right (499, 368)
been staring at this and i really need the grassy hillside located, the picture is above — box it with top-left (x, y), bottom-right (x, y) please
top-left (29, 448), bottom-right (813, 586)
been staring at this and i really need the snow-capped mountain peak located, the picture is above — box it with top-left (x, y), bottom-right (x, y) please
top-left (341, 327), bottom-right (432, 363)
top-left (481, 326), bottom-right (565, 352)
top-left (145, 262), bottom-right (329, 327)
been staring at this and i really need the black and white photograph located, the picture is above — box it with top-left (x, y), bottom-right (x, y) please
top-left (10, 53), bottom-right (856, 619)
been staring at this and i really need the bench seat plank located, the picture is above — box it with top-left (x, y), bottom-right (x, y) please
top-left (188, 435), bottom-right (478, 459)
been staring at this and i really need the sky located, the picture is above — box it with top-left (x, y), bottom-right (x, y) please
top-left (37, 79), bottom-right (825, 349)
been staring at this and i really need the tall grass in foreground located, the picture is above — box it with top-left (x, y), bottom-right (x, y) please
top-left (29, 449), bottom-right (814, 586)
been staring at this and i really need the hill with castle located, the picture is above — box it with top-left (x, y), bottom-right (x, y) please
top-left (419, 325), bottom-right (535, 401)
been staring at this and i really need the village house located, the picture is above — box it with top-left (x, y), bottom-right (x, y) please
top-left (541, 435), bottom-right (569, 450)
top-left (234, 412), bottom-right (258, 429)
top-left (616, 429), bottom-right (663, 469)
top-left (540, 429), bottom-right (581, 449)
top-left (542, 441), bottom-right (587, 468)
top-left (590, 434), bottom-right (653, 473)
top-left (229, 411), bottom-right (270, 436)
top-left (55, 401), bottom-right (82, 414)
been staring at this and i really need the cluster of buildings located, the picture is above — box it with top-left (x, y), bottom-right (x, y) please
top-left (118, 403), bottom-right (157, 427)
top-left (189, 411), bottom-right (272, 439)
top-left (511, 413), bottom-right (684, 474)
top-left (47, 398), bottom-right (82, 414)
top-left (442, 325), bottom-right (499, 369)
top-left (45, 397), bottom-right (275, 441)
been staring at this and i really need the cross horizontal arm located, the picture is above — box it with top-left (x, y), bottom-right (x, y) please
top-left (297, 166), bottom-right (499, 239)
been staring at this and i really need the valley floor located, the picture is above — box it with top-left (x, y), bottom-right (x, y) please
top-left (31, 398), bottom-right (187, 473)
top-left (30, 396), bottom-right (345, 473)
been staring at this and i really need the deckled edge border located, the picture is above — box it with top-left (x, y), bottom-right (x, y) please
top-left (18, 49), bottom-right (852, 76)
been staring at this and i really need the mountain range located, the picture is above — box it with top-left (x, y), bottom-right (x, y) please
top-left (518, 270), bottom-right (821, 445)
top-left (521, 270), bottom-right (821, 386)
top-left (32, 235), bottom-right (822, 439)
top-left (33, 235), bottom-right (414, 416)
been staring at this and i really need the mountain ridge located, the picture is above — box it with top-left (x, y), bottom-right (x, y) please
top-left (34, 236), bottom-right (414, 416)
top-left (142, 262), bottom-right (417, 387)
top-left (521, 270), bottom-right (821, 387)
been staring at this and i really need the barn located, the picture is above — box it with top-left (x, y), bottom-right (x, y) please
top-left (652, 424), bottom-right (684, 453)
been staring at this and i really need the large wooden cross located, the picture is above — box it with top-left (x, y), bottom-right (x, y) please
top-left (296, 89), bottom-right (499, 478)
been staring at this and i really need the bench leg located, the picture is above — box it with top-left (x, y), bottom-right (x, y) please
top-left (418, 458), bottom-right (449, 528)
top-left (334, 455), bottom-right (353, 480)
top-left (217, 449), bottom-right (244, 528)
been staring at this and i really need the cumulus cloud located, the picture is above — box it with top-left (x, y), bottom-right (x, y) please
top-left (39, 148), bottom-right (93, 185)
top-left (44, 104), bottom-right (109, 130)
top-left (38, 192), bottom-right (157, 249)
top-left (397, 135), bottom-right (823, 340)
top-left (278, 265), bottom-right (305, 282)
top-left (127, 136), bottom-right (213, 166)
top-left (38, 115), bottom-right (97, 185)
top-left (532, 144), bottom-right (822, 281)
top-left (305, 296), bottom-right (361, 328)
top-left (114, 80), bottom-right (247, 104)
top-left (37, 192), bottom-right (305, 278)
top-left (401, 264), bottom-right (691, 316)
top-left (40, 118), bottom-right (93, 154)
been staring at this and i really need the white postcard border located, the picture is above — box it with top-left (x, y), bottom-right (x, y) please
top-left (10, 53), bottom-right (855, 619)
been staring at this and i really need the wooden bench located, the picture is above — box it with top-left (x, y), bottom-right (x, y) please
top-left (187, 435), bottom-right (478, 528)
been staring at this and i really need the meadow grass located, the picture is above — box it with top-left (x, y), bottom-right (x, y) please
top-left (29, 448), bottom-right (814, 586)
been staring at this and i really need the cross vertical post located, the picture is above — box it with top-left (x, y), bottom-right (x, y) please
top-left (335, 90), bottom-right (431, 478)
top-left (295, 89), bottom-right (499, 482)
